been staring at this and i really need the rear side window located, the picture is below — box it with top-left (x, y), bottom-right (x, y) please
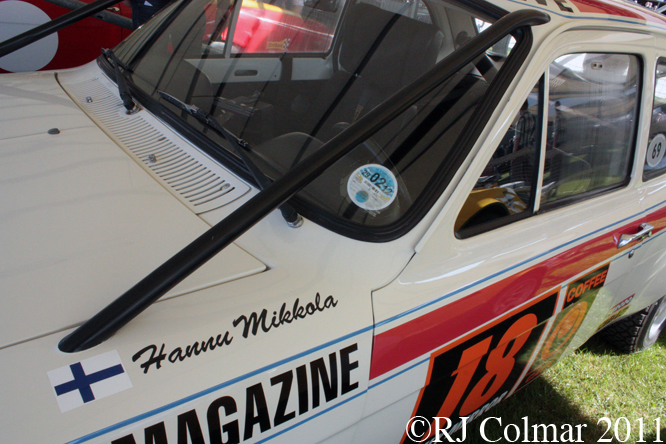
top-left (456, 53), bottom-right (641, 237)
top-left (541, 53), bottom-right (639, 207)
top-left (643, 58), bottom-right (666, 181)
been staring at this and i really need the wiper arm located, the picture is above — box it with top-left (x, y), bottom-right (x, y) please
top-left (102, 48), bottom-right (137, 114)
top-left (157, 90), bottom-right (302, 227)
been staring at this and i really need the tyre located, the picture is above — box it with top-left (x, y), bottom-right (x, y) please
top-left (600, 296), bottom-right (666, 353)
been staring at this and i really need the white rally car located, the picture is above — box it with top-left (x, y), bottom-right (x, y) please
top-left (2, 0), bottom-right (666, 442)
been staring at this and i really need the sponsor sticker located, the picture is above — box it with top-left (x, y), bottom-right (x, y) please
top-left (402, 291), bottom-right (559, 443)
top-left (111, 343), bottom-right (360, 444)
top-left (597, 294), bottom-right (635, 331)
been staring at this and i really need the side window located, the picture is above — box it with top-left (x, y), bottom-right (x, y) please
top-left (643, 58), bottom-right (666, 181)
top-left (541, 53), bottom-right (640, 206)
top-left (456, 53), bottom-right (641, 237)
top-left (455, 81), bottom-right (541, 234)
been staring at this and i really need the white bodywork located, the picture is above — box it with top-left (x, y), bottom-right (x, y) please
top-left (2, 0), bottom-right (666, 443)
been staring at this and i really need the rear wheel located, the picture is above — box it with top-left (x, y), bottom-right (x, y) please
top-left (601, 297), bottom-right (666, 353)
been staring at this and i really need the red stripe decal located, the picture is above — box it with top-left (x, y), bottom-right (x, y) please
top-left (369, 212), bottom-right (664, 380)
top-left (568, 0), bottom-right (644, 19)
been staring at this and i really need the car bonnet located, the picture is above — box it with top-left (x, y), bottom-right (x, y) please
top-left (0, 69), bottom-right (266, 349)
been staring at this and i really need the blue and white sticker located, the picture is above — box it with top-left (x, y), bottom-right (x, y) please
top-left (47, 350), bottom-right (132, 413)
top-left (347, 164), bottom-right (397, 212)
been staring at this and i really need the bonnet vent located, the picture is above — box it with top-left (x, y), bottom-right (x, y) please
top-left (61, 77), bottom-right (250, 214)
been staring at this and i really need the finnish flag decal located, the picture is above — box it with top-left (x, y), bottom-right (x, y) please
top-left (47, 350), bottom-right (132, 413)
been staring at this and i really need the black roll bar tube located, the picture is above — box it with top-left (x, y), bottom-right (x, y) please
top-left (58, 8), bottom-right (550, 353)
top-left (0, 0), bottom-right (123, 59)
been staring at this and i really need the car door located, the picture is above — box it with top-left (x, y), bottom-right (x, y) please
top-left (360, 29), bottom-right (655, 443)
top-left (625, 50), bottom-right (666, 318)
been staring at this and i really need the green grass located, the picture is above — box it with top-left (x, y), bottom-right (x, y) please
top-left (455, 335), bottom-right (666, 443)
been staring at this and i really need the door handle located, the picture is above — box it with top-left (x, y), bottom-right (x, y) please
top-left (618, 222), bottom-right (654, 248)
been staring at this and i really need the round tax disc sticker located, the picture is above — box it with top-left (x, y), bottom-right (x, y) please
top-left (347, 164), bottom-right (398, 211)
top-left (646, 134), bottom-right (666, 168)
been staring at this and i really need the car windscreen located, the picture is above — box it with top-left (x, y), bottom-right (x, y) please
top-left (112, 0), bottom-right (513, 234)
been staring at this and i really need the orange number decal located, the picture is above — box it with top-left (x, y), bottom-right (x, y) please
top-left (435, 336), bottom-right (491, 419)
top-left (405, 291), bottom-right (558, 444)
top-left (459, 313), bottom-right (537, 415)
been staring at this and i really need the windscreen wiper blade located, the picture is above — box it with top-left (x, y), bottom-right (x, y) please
top-left (157, 90), bottom-right (302, 227)
top-left (102, 48), bottom-right (137, 114)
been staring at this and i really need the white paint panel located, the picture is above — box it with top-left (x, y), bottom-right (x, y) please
top-left (0, 71), bottom-right (266, 348)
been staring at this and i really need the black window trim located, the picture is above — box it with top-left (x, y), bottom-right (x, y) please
top-left (282, 23), bottom-right (539, 242)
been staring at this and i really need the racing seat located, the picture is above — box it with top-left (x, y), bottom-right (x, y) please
top-left (255, 3), bottom-right (444, 175)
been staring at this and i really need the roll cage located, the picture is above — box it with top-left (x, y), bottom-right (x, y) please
top-left (57, 6), bottom-right (549, 353)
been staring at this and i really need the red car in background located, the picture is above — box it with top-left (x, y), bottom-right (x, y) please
top-left (217, 0), bottom-right (335, 53)
top-left (0, 0), bottom-right (132, 73)
top-left (0, 0), bottom-right (335, 74)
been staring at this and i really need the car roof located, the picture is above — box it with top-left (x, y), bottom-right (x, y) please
top-left (495, 0), bottom-right (666, 30)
